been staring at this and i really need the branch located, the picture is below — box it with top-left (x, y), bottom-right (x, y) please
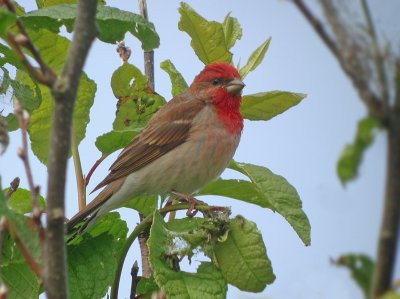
top-left (139, 0), bottom-right (155, 91)
top-left (44, 0), bottom-right (98, 298)
top-left (14, 102), bottom-right (42, 226)
top-left (1, 0), bottom-right (56, 86)
top-left (292, 0), bottom-right (384, 121)
top-left (360, 0), bottom-right (389, 114)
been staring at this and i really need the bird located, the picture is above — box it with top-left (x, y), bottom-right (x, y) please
top-left (67, 62), bottom-right (245, 232)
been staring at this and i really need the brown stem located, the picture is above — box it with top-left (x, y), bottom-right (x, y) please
top-left (14, 101), bottom-right (42, 222)
top-left (137, 0), bottom-right (154, 279)
top-left (6, 220), bottom-right (42, 278)
top-left (44, 0), bottom-right (98, 298)
top-left (85, 155), bottom-right (107, 187)
top-left (130, 261), bottom-right (139, 299)
top-left (292, 0), bottom-right (384, 121)
top-left (370, 91), bottom-right (400, 298)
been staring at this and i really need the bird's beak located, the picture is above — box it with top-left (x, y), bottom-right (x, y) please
top-left (226, 78), bottom-right (245, 96)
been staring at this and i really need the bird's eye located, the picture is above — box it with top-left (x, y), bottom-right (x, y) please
top-left (212, 78), bottom-right (221, 85)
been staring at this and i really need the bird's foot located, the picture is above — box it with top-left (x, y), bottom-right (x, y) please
top-left (170, 191), bottom-right (206, 217)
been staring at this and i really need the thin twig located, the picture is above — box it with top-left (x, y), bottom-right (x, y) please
top-left (14, 101), bottom-right (41, 222)
top-left (360, 0), bottom-right (389, 114)
top-left (137, 0), bottom-right (154, 280)
top-left (85, 155), bottom-right (107, 187)
top-left (292, 0), bottom-right (384, 121)
top-left (130, 261), bottom-right (139, 299)
top-left (6, 219), bottom-right (42, 278)
top-left (71, 130), bottom-right (86, 210)
top-left (2, 0), bottom-right (56, 85)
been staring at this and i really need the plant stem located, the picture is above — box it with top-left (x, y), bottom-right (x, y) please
top-left (44, 0), bottom-right (98, 297)
top-left (71, 130), bottom-right (86, 210)
top-left (370, 101), bottom-right (400, 298)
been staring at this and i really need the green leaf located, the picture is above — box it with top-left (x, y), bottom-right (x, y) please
top-left (334, 254), bottom-right (374, 298)
top-left (0, 7), bottom-right (16, 38)
top-left (21, 4), bottom-right (160, 51)
top-left (214, 216), bottom-right (275, 292)
top-left (239, 38), bottom-right (271, 78)
top-left (0, 43), bottom-right (24, 69)
top-left (222, 13), bottom-right (242, 50)
top-left (0, 66), bottom-right (10, 94)
top-left (124, 195), bottom-right (158, 216)
top-left (382, 292), bottom-right (400, 299)
top-left (0, 257), bottom-right (40, 299)
top-left (197, 179), bottom-right (272, 210)
top-left (36, 0), bottom-right (76, 8)
top-left (12, 70), bottom-right (42, 112)
top-left (229, 161), bottom-right (311, 246)
top-left (111, 63), bottom-right (165, 131)
top-left (3, 113), bottom-right (18, 132)
top-left (0, 186), bottom-right (41, 299)
top-left (178, 2), bottom-right (232, 64)
top-left (136, 277), bottom-right (159, 298)
top-left (240, 91), bottom-right (305, 121)
top-left (67, 213), bottom-right (128, 299)
top-left (337, 117), bottom-right (381, 184)
top-left (24, 29), bottom-right (96, 164)
top-left (148, 211), bottom-right (227, 298)
top-left (6, 188), bottom-right (46, 214)
top-left (160, 59), bottom-right (188, 97)
top-left (95, 130), bottom-right (138, 156)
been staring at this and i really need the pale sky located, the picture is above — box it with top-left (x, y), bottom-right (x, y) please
top-left (1, 1), bottom-right (397, 299)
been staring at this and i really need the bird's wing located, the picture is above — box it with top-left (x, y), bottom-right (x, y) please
top-left (91, 94), bottom-right (205, 193)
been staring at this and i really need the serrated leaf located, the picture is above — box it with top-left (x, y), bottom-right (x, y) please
top-left (229, 161), bottom-right (311, 246)
top-left (5, 188), bottom-right (46, 214)
top-left (0, 7), bottom-right (16, 38)
top-left (148, 211), bottom-right (227, 298)
top-left (24, 29), bottom-right (96, 164)
top-left (111, 63), bottom-right (165, 131)
top-left (240, 91), bottom-right (305, 121)
top-left (178, 2), bottom-right (232, 64)
top-left (67, 213), bottom-right (128, 299)
top-left (239, 38), bottom-right (271, 78)
top-left (334, 254), bottom-right (374, 298)
top-left (214, 216), bottom-right (275, 292)
top-left (160, 59), bottom-right (188, 97)
top-left (95, 130), bottom-right (138, 156)
top-left (124, 195), bottom-right (158, 216)
top-left (337, 117), bottom-right (380, 184)
top-left (222, 13), bottom-right (242, 50)
top-left (21, 4), bottom-right (159, 51)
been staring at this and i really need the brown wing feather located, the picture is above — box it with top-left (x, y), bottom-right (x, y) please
top-left (91, 93), bottom-right (206, 193)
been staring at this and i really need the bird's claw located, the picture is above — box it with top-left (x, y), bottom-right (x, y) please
top-left (170, 191), bottom-right (206, 217)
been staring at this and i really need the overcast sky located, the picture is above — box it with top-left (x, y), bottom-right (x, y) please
top-left (1, 1), bottom-right (398, 298)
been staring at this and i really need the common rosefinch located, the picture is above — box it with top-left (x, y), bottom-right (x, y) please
top-left (68, 62), bottom-right (245, 230)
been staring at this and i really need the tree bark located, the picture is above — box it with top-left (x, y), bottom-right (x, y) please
top-left (44, 1), bottom-right (98, 298)
top-left (371, 109), bottom-right (400, 298)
